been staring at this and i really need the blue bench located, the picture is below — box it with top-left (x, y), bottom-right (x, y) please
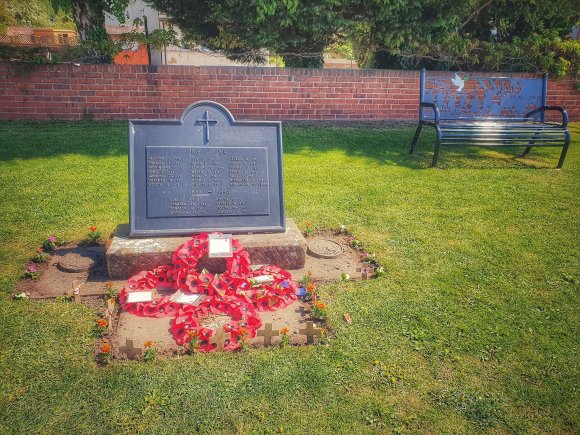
top-left (409, 69), bottom-right (571, 167)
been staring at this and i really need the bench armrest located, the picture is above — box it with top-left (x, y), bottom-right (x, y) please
top-left (420, 102), bottom-right (440, 124)
top-left (525, 106), bottom-right (568, 127)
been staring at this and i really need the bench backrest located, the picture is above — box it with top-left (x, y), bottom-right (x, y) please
top-left (420, 69), bottom-right (547, 122)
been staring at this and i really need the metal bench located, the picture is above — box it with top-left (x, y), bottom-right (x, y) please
top-left (409, 69), bottom-right (570, 167)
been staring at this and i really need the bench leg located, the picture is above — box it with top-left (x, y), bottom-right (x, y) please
top-left (520, 146), bottom-right (532, 157)
top-left (431, 127), bottom-right (443, 167)
top-left (409, 123), bottom-right (423, 154)
top-left (557, 132), bottom-right (571, 169)
top-left (520, 128), bottom-right (542, 157)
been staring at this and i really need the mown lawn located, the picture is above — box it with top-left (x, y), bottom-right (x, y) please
top-left (0, 121), bottom-right (578, 433)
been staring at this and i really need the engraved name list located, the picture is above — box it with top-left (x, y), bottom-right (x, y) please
top-left (146, 146), bottom-right (270, 218)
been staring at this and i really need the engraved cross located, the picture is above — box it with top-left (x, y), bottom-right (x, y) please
top-left (195, 110), bottom-right (218, 144)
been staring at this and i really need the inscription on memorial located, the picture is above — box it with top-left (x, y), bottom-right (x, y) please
top-left (146, 147), bottom-right (270, 218)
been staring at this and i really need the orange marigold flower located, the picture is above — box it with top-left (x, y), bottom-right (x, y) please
top-left (306, 283), bottom-right (315, 292)
top-left (100, 343), bottom-right (112, 353)
top-left (144, 341), bottom-right (153, 348)
top-left (187, 330), bottom-right (198, 338)
top-left (314, 301), bottom-right (327, 310)
top-left (239, 327), bottom-right (248, 337)
top-left (88, 226), bottom-right (97, 232)
top-left (280, 327), bottom-right (289, 335)
top-left (96, 319), bottom-right (107, 328)
top-left (105, 281), bottom-right (113, 289)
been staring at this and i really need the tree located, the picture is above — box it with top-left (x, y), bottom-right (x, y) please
top-left (149, 0), bottom-right (354, 68)
top-left (349, 0), bottom-right (471, 69)
top-left (353, 0), bottom-right (579, 76)
top-left (460, 0), bottom-right (579, 42)
top-left (1, 0), bottom-right (178, 63)
top-left (46, 0), bottom-right (131, 62)
top-left (1, 0), bottom-right (75, 34)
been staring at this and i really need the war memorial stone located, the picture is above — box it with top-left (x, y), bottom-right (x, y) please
top-left (106, 101), bottom-right (306, 279)
top-left (129, 101), bottom-right (285, 236)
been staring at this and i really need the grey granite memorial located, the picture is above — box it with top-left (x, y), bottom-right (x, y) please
top-left (107, 101), bottom-right (306, 279)
top-left (129, 100), bottom-right (285, 236)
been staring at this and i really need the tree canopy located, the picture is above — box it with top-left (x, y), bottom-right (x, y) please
top-left (356, 0), bottom-right (579, 76)
top-left (147, 0), bottom-right (578, 75)
top-left (0, 0), bottom-right (76, 34)
top-left (149, 0), bottom-right (355, 67)
top-left (2, 0), bottom-right (578, 75)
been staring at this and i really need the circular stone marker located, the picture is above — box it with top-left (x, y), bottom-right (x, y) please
top-left (58, 251), bottom-right (100, 273)
top-left (306, 239), bottom-right (343, 259)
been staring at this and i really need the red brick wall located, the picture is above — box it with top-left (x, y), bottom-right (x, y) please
top-left (0, 62), bottom-right (578, 121)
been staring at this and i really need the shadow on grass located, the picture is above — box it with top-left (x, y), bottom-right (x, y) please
top-left (0, 120), bottom-right (128, 161)
top-left (283, 124), bottom-right (563, 170)
top-left (0, 120), bottom-right (564, 169)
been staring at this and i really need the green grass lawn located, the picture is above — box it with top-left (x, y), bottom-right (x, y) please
top-left (0, 121), bottom-right (578, 433)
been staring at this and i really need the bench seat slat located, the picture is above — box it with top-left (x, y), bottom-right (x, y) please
top-left (443, 136), bottom-right (564, 141)
top-left (443, 130), bottom-right (564, 138)
top-left (442, 136), bottom-right (564, 141)
top-left (443, 142), bottom-right (562, 148)
top-left (440, 125), bottom-right (562, 131)
top-left (442, 141), bottom-right (565, 146)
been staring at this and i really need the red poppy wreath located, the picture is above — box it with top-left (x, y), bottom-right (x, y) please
top-left (119, 233), bottom-right (299, 351)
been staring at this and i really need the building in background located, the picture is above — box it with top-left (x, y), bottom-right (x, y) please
top-left (104, 0), bottom-right (266, 66)
top-left (1, 27), bottom-right (77, 49)
top-left (2, 0), bottom-right (357, 68)
top-left (105, 24), bottom-right (149, 65)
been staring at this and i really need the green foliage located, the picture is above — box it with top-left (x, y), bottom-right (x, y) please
top-left (0, 0), bottom-right (75, 34)
top-left (3, 0), bottom-right (578, 72)
top-left (359, 0), bottom-right (580, 76)
top-left (462, 0), bottom-right (578, 42)
top-left (143, 347), bottom-right (157, 362)
top-left (478, 31), bottom-right (580, 78)
top-left (0, 25), bottom-right (178, 65)
top-left (31, 252), bottom-right (49, 263)
top-left (149, 0), bottom-right (352, 67)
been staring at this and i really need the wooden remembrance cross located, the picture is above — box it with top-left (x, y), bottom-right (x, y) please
top-left (210, 328), bottom-right (231, 351)
top-left (299, 321), bottom-right (322, 344)
top-left (120, 339), bottom-right (142, 360)
top-left (257, 323), bottom-right (279, 346)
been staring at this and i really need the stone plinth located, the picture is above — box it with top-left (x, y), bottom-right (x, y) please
top-left (106, 219), bottom-right (306, 279)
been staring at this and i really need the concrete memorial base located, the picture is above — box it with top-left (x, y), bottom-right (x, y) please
top-left (106, 218), bottom-right (306, 279)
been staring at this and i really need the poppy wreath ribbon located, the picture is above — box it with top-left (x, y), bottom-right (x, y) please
top-left (119, 233), bottom-right (298, 351)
